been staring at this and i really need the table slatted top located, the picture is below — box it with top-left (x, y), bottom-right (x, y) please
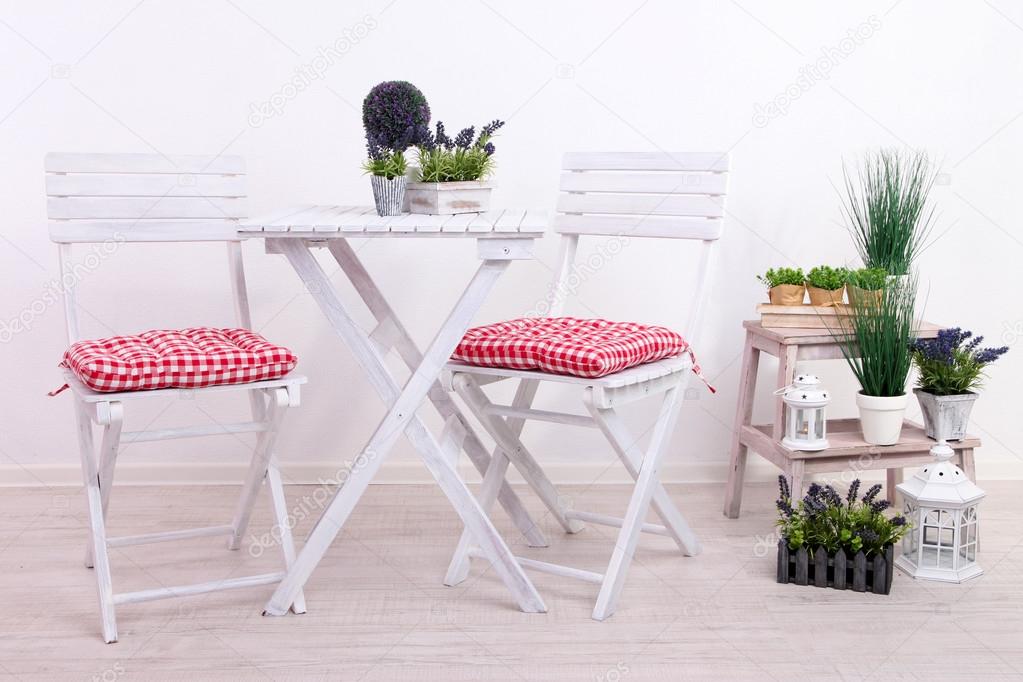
top-left (240, 205), bottom-right (546, 237)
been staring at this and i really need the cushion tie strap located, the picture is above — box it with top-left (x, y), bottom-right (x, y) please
top-left (48, 383), bottom-right (69, 397)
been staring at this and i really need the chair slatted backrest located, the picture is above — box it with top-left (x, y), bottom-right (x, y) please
top-left (550, 151), bottom-right (730, 342)
top-left (44, 153), bottom-right (253, 343)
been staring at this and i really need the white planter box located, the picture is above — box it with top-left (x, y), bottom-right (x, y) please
top-left (405, 181), bottom-right (493, 215)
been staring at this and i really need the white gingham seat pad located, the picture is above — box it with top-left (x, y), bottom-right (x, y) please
top-left (60, 327), bottom-right (297, 392)
top-left (452, 317), bottom-right (713, 388)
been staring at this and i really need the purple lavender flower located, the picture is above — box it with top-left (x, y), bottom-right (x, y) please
top-left (777, 474), bottom-right (791, 502)
top-left (870, 499), bottom-right (891, 513)
top-left (776, 498), bottom-right (794, 518)
top-left (857, 528), bottom-right (880, 547)
top-left (862, 483), bottom-right (882, 505)
top-left (892, 515), bottom-right (907, 526)
top-left (453, 126), bottom-right (475, 149)
top-left (483, 142), bottom-right (496, 156)
top-left (362, 81), bottom-right (430, 151)
top-left (847, 479), bottom-right (861, 505)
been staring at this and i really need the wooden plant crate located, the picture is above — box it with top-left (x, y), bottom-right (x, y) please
top-left (757, 303), bottom-right (852, 330)
top-left (405, 181), bottom-right (493, 215)
top-left (777, 540), bottom-right (894, 594)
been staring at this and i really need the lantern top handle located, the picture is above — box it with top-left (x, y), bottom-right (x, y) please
top-left (774, 374), bottom-right (823, 396)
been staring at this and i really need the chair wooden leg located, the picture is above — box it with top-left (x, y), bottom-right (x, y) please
top-left (592, 386), bottom-right (684, 621)
top-left (265, 456), bottom-right (306, 614)
top-left (85, 402), bottom-right (123, 569)
top-left (724, 331), bottom-right (760, 518)
top-left (445, 378), bottom-right (539, 586)
top-left (452, 374), bottom-right (583, 535)
top-left (583, 388), bottom-right (700, 557)
top-left (228, 388), bottom-right (285, 551)
top-left (75, 400), bottom-right (118, 644)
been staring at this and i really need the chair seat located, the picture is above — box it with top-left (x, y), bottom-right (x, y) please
top-left (61, 327), bottom-right (298, 393)
top-left (451, 317), bottom-right (697, 378)
top-left (447, 355), bottom-right (693, 388)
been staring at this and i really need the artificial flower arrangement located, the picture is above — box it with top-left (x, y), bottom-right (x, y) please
top-left (776, 476), bottom-right (910, 594)
top-left (361, 80), bottom-right (431, 215)
top-left (910, 328), bottom-right (1009, 441)
top-left (406, 119), bottom-right (506, 214)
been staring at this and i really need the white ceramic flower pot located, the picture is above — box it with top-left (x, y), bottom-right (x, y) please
top-left (856, 392), bottom-right (908, 445)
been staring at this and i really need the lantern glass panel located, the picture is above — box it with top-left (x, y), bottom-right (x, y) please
top-left (795, 408), bottom-right (807, 438)
top-left (814, 410), bottom-right (825, 439)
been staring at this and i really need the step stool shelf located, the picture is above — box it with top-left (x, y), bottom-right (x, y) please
top-left (724, 321), bottom-right (979, 518)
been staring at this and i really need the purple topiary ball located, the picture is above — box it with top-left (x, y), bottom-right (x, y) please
top-left (362, 81), bottom-right (430, 151)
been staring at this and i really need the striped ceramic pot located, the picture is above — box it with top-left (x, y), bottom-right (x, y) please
top-left (370, 175), bottom-right (407, 216)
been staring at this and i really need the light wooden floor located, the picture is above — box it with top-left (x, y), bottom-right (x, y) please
top-left (1, 481), bottom-right (1021, 681)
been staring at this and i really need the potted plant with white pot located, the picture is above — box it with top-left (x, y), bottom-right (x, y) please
top-left (361, 81), bottom-right (431, 216)
top-left (832, 276), bottom-right (917, 445)
top-left (406, 119), bottom-right (504, 214)
top-left (910, 328), bottom-right (1009, 441)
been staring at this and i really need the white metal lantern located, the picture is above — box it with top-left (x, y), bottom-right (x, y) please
top-left (776, 374), bottom-right (830, 451)
top-left (895, 441), bottom-right (985, 583)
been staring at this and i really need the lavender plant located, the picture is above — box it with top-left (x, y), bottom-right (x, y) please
top-left (910, 328), bottom-right (1009, 396)
top-left (776, 476), bottom-right (909, 556)
top-left (415, 119), bottom-right (504, 182)
top-left (362, 81), bottom-right (430, 151)
top-left (361, 81), bottom-right (430, 179)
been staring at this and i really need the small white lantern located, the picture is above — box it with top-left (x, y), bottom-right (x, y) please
top-left (895, 441), bottom-right (985, 583)
top-left (776, 374), bottom-right (830, 451)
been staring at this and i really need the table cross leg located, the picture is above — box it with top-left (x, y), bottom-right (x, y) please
top-left (326, 240), bottom-right (547, 548)
top-left (263, 239), bottom-right (546, 616)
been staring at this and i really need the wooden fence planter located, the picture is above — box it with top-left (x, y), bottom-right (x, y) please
top-left (777, 540), bottom-right (895, 595)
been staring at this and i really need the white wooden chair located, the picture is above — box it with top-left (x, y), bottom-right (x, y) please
top-left (46, 152), bottom-right (307, 643)
top-left (443, 151), bottom-right (728, 620)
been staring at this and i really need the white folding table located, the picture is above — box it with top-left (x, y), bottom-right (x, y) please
top-left (239, 205), bottom-right (549, 615)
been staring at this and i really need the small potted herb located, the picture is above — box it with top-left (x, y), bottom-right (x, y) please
top-left (845, 267), bottom-right (886, 307)
top-left (806, 265), bottom-right (848, 307)
top-left (362, 81), bottom-right (431, 216)
top-left (776, 477), bottom-right (910, 593)
top-left (757, 267), bottom-right (805, 306)
top-left (910, 328), bottom-right (1009, 441)
top-left (408, 119), bottom-right (504, 214)
top-left (831, 276), bottom-right (916, 445)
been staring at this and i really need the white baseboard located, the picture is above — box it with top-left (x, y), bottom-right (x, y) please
top-left (3, 458), bottom-right (1022, 487)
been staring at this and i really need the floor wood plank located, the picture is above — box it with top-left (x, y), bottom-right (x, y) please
top-left (0, 482), bottom-right (1020, 681)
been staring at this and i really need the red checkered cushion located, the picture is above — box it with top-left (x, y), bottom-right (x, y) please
top-left (61, 328), bottom-right (297, 393)
top-left (452, 317), bottom-right (712, 388)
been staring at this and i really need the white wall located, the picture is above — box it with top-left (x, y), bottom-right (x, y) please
top-left (2, 0), bottom-right (1022, 486)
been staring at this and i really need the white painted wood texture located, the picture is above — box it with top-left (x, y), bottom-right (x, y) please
top-left (46, 152), bottom-right (247, 243)
top-left (240, 205), bottom-right (545, 236)
top-left (444, 151), bottom-right (728, 620)
top-left (47, 152), bottom-right (308, 642)
top-left (260, 238), bottom-right (546, 617)
top-left (9, 481), bottom-right (1022, 679)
